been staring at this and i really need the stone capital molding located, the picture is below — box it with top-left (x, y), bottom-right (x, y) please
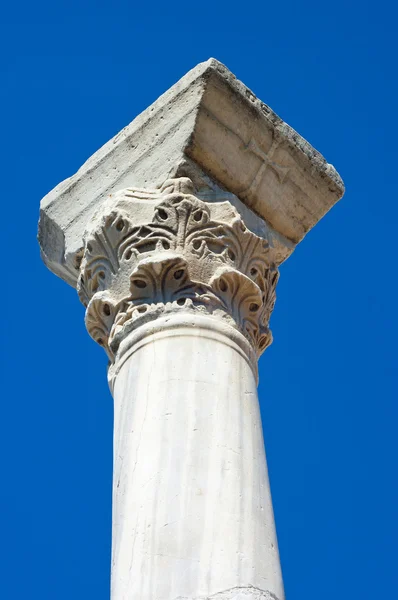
top-left (38, 58), bottom-right (344, 287)
top-left (77, 177), bottom-right (279, 364)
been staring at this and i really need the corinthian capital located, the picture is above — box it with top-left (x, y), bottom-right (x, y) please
top-left (77, 177), bottom-right (279, 364)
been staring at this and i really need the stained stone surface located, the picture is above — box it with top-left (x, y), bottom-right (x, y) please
top-left (37, 59), bottom-right (344, 600)
top-left (111, 314), bottom-right (284, 600)
top-left (78, 178), bottom-right (279, 366)
top-left (38, 58), bottom-right (344, 287)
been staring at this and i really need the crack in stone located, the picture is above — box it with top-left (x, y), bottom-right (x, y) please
top-left (172, 586), bottom-right (281, 600)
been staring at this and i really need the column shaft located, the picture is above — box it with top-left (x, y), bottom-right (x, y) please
top-left (111, 316), bottom-right (283, 600)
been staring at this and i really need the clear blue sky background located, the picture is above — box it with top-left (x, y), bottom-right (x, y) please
top-left (1, 1), bottom-right (397, 598)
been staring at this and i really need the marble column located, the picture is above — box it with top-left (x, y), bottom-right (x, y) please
top-left (78, 178), bottom-right (282, 599)
top-left (38, 59), bottom-right (344, 600)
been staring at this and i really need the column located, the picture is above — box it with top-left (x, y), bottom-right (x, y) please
top-left (38, 58), bottom-right (344, 600)
top-left (77, 178), bottom-right (282, 599)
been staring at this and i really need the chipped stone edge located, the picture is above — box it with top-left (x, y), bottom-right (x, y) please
top-left (38, 57), bottom-right (344, 288)
top-left (206, 58), bottom-right (344, 196)
top-left (40, 59), bottom-right (214, 211)
top-left (41, 57), bottom-right (344, 212)
top-left (173, 586), bottom-right (280, 600)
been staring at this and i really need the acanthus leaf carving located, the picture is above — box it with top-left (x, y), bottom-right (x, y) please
top-left (77, 178), bottom-right (279, 362)
top-left (85, 291), bottom-right (119, 361)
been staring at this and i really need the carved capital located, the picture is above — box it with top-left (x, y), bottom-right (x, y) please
top-left (77, 178), bottom-right (279, 363)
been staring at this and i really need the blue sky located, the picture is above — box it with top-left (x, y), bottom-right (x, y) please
top-left (1, 1), bottom-right (397, 598)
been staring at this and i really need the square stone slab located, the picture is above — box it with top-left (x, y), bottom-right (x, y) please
top-left (38, 58), bottom-right (344, 287)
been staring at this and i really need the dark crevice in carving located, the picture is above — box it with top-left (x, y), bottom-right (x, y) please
top-left (77, 178), bottom-right (279, 362)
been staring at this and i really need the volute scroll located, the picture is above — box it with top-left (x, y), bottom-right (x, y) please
top-left (77, 177), bottom-right (279, 362)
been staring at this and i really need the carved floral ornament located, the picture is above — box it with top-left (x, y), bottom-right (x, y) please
top-left (77, 177), bottom-right (279, 363)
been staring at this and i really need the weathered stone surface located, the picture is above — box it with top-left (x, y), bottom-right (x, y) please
top-left (111, 314), bottom-right (284, 600)
top-left (77, 177), bottom-right (278, 366)
top-left (172, 589), bottom-right (279, 600)
top-left (38, 58), bottom-right (344, 287)
top-left (38, 59), bottom-right (344, 600)
top-left (74, 176), bottom-right (285, 599)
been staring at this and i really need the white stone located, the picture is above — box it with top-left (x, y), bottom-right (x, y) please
top-left (37, 59), bottom-right (345, 600)
top-left (110, 313), bottom-right (283, 600)
top-left (77, 178), bottom-right (279, 362)
top-left (75, 177), bottom-right (284, 599)
top-left (38, 58), bottom-right (344, 287)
